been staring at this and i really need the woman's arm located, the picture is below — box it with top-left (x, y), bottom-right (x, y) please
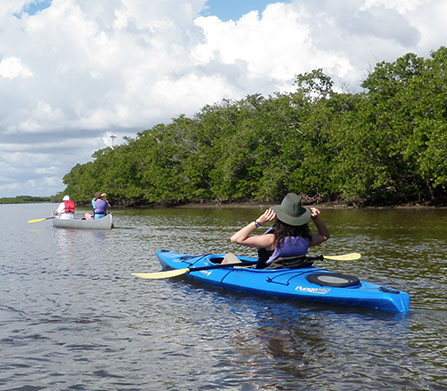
top-left (309, 208), bottom-right (330, 247)
top-left (230, 208), bottom-right (276, 249)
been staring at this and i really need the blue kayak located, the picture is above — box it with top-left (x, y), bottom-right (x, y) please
top-left (155, 250), bottom-right (410, 313)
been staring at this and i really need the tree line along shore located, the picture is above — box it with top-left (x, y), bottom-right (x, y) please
top-left (7, 48), bottom-right (447, 208)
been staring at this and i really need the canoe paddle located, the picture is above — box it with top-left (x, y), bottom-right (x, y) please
top-left (131, 253), bottom-right (362, 280)
top-left (28, 217), bottom-right (54, 223)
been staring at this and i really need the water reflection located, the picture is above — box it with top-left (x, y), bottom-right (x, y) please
top-left (206, 295), bottom-right (415, 389)
top-left (230, 308), bottom-right (331, 379)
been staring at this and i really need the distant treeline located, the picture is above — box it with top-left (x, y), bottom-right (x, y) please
top-left (0, 195), bottom-right (56, 204)
top-left (62, 47), bottom-right (447, 207)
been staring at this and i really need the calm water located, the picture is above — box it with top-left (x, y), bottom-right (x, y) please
top-left (0, 203), bottom-right (446, 390)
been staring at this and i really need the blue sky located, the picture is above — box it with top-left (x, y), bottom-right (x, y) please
top-left (1, 0), bottom-right (446, 197)
top-left (201, 0), bottom-right (290, 21)
top-left (22, 0), bottom-right (52, 15)
top-left (23, 0), bottom-right (288, 20)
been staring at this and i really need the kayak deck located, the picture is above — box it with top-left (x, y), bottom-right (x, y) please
top-left (155, 250), bottom-right (410, 313)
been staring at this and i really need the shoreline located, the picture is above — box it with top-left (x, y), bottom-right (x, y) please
top-left (172, 200), bottom-right (447, 209)
top-left (3, 199), bottom-right (446, 209)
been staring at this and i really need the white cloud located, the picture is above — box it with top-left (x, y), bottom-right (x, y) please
top-left (0, 56), bottom-right (33, 79)
top-left (363, 0), bottom-right (425, 12)
top-left (0, 0), bottom-right (445, 197)
top-left (194, 4), bottom-right (356, 89)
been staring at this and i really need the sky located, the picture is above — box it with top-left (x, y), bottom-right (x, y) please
top-left (1, 0), bottom-right (446, 198)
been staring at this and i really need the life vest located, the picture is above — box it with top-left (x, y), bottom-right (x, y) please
top-left (256, 228), bottom-right (310, 268)
top-left (64, 200), bottom-right (75, 213)
top-left (266, 236), bottom-right (310, 266)
top-left (94, 199), bottom-right (107, 215)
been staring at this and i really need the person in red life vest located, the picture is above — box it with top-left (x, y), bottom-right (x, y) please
top-left (54, 195), bottom-right (75, 220)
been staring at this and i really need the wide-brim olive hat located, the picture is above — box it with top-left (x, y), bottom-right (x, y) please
top-left (271, 193), bottom-right (311, 226)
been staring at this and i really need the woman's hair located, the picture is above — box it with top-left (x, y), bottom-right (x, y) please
top-left (273, 219), bottom-right (311, 245)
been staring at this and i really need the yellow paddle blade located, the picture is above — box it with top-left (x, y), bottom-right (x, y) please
top-left (28, 218), bottom-right (47, 223)
top-left (131, 268), bottom-right (190, 279)
top-left (323, 253), bottom-right (362, 261)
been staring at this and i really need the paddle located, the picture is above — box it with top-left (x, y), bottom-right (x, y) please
top-left (28, 217), bottom-right (54, 223)
top-left (317, 253), bottom-right (361, 261)
top-left (132, 261), bottom-right (255, 280)
top-left (131, 252), bottom-right (362, 280)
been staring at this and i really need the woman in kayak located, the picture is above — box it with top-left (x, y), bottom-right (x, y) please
top-left (226, 193), bottom-right (330, 269)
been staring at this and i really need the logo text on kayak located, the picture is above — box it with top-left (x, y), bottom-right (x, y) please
top-left (295, 286), bottom-right (330, 294)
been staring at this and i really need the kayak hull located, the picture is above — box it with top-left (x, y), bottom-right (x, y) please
top-left (52, 214), bottom-right (113, 230)
top-left (156, 250), bottom-right (410, 313)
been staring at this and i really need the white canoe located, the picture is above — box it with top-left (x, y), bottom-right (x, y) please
top-left (52, 214), bottom-right (113, 230)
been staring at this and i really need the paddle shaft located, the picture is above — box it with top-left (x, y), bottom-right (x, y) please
top-left (132, 252), bottom-right (361, 280)
top-left (185, 256), bottom-right (323, 273)
top-left (179, 254), bottom-right (360, 270)
top-left (186, 261), bottom-right (256, 272)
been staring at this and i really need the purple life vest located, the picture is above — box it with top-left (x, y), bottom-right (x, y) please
top-left (94, 199), bottom-right (107, 215)
top-left (265, 236), bottom-right (310, 266)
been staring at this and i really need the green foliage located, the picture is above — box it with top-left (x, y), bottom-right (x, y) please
top-left (0, 195), bottom-right (52, 204)
top-left (60, 47), bottom-right (447, 206)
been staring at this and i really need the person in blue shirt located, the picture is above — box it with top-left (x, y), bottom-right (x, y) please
top-left (84, 192), bottom-right (110, 220)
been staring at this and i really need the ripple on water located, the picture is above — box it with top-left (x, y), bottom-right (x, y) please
top-left (0, 204), bottom-right (445, 390)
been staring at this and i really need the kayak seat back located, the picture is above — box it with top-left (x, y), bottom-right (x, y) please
top-left (266, 256), bottom-right (314, 269)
